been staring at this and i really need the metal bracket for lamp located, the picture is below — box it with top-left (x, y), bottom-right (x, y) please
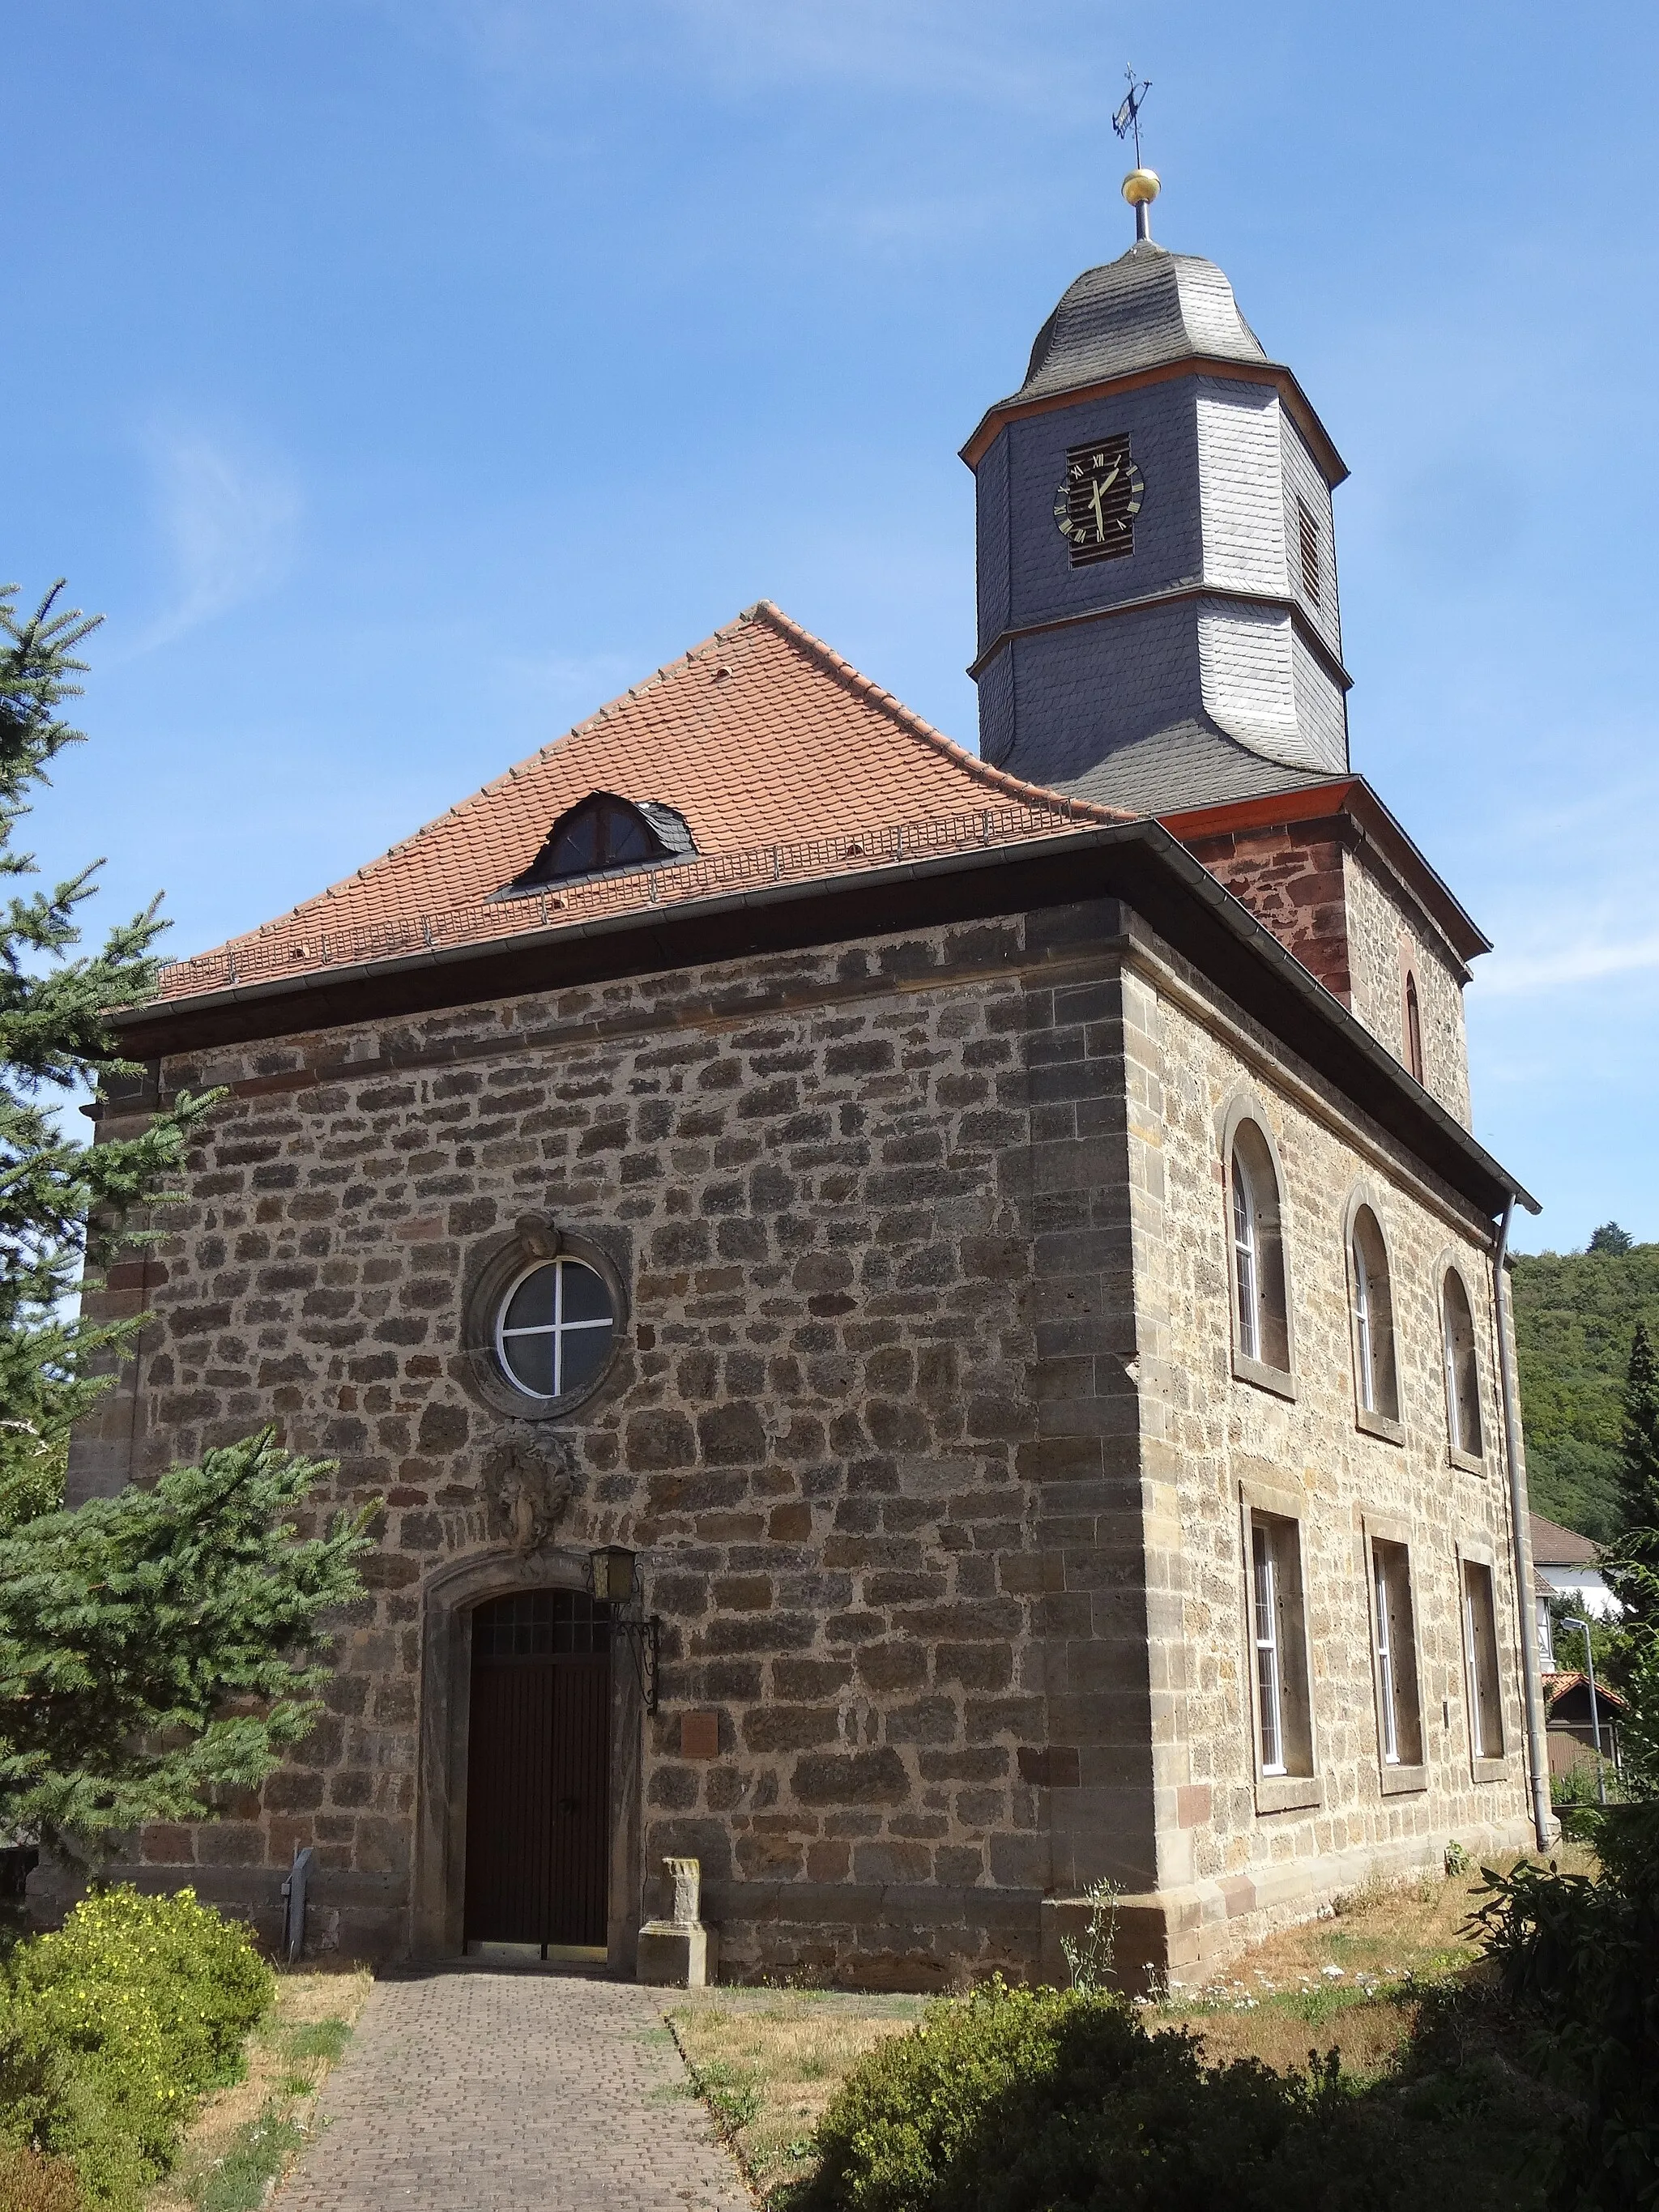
top-left (612, 1613), bottom-right (661, 1714)
top-left (586, 1545), bottom-right (662, 1714)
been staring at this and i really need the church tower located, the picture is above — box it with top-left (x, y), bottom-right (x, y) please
top-left (962, 172), bottom-right (1353, 814)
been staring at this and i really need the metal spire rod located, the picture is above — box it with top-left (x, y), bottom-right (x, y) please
top-left (1114, 68), bottom-right (1160, 242)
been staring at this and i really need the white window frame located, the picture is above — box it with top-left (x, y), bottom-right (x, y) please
top-left (1461, 1554), bottom-right (1505, 1767)
top-left (1464, 1574), bottom-right (1486, 1756)
top-left (496, 1255), bottom-right (615, 1400)
top-left (1354, 1236), bottom-right (1375, 1415)
top-left (1444, 1300), bottom-right (1465, 1454)
top-left (1441, 1266), bottom-right (1484, 1463)
top-left (1252, 1520), bottom-right (1285, 1775)
top-left (1234, 1160), bottom-right (1261, 1365)
top-left (1375, 1549), bottom-right (1399, 1763)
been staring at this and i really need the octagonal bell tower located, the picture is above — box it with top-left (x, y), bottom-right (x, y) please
top-left (962, 177), bottom-right (1352, 814)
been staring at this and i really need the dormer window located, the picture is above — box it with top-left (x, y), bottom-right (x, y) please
top-left (494, 792), bottom-right (695, 900)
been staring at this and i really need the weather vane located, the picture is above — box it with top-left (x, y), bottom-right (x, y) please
top-left (1113, 66), bottom-right (1161, 242)
top-left (1112, 67), bottom-right (1150, 166)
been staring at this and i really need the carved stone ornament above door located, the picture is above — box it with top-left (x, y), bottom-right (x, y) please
top-left (480, 1421), bottom-right (577, 1553)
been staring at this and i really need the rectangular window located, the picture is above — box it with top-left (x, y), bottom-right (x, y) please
top-left (1371, 1539), bottom-right (1423, 1767)
top-left (1296, 497), bottom-right (1323, 605)
top-left (1250, 1514), bottom-right (1313, 1779)
top-left (1463, 1560), bottom-right (1504, 1760)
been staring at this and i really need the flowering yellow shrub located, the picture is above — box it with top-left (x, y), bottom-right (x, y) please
top-left (0, 1886), bottom-right (272, 2210)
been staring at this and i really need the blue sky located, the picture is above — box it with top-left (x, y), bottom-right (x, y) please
top-left (7, 1), bottom-right (1657, 1253)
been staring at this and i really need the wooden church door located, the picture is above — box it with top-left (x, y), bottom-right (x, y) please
top-left (463, 1590), bottom-right (612, 1952)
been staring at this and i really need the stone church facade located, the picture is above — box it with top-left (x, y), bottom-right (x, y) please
top-left (62, 202), bottom-right (1550, 1988)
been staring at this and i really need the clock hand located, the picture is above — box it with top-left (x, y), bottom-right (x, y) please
top-left (1089, 464), bottom-right (1120, 535)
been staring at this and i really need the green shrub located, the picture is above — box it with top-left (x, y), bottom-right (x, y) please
top-left (0, 1886), bottom-right (272, 2210)
top-left (790, 1980), bottom-right (1548, 2212)
top-left (1471, 1805), bottom-right (1659, 2209)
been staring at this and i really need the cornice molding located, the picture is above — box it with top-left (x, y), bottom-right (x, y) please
top-left (960, 355), bottom-right (1348, 486)
top-left (966, 580), bottom-right (1353, 695)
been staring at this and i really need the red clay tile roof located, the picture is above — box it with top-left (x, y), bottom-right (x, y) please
top-left (1542, 1672), bottom-right (1627, 1713)
top-left (158, 601), bottom-right (1128, 1003)
top-left (1530, 1514), bottom-right (1602, 1568)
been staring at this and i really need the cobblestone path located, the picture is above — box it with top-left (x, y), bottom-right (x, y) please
top-left (273, 1971), bottom-right (752, 2212)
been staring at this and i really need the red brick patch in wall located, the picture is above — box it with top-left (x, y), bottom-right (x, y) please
top-left (1177, 820), bottom-right (1353, 1004)
top-left (680, 1711), bottom-right (720, 1760)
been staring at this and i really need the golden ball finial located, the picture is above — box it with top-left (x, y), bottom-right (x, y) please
top-left (1121, 168), bottom-right (1161, 207)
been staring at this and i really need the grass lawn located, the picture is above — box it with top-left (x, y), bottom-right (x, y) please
top-left (669, 1990), bottom-right (929, 2197)
top-left (670, 1848), bottom-right (1596, 2198)
top-left (144, 1964), bottom-right (373, 2212)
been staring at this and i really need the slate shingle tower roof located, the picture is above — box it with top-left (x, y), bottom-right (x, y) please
top-left (1005, 241), bottom-right (1269, 407)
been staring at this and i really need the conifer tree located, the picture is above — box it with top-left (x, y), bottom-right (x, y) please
top-left (0, 581), bottom-right (214, 1524)
top-left (0, 1433), bottom-right (371, 1848)
top-left (0, 583), bottom-right (371, 1850)
top-left (1606, 1319), bottom-right (1659, 1627)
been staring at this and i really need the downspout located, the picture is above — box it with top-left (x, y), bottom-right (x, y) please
top-left (1493, 1192), bottom-right (1555, 1852)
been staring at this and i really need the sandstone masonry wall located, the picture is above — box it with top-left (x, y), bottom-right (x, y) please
top-left (70, 903), bottom-right (1163, 1984)
top-left (1122, 926), bottom-right (1528, 1966)
top-left (63, 890), bottom-right (1526, 1986)
top-left (1342, 848), bottom-right (1472, 1127)
top-left (1178, 820), bottom-right (1473, 1130)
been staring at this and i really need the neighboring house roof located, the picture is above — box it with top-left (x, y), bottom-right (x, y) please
top-left (1530, 1514), bottom-right (1604, 1570)
top-left (1542, 1672), bottom-right (1628, 1715)
top-left (155, 600), bottom-right (1129, 1005)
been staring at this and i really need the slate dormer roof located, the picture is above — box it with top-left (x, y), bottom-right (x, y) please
top-left (156, 600), bottom-right (1128, 1003)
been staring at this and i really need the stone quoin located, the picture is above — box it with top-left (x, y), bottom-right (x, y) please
top-left (53, 190), bottom-right (1548, 1989)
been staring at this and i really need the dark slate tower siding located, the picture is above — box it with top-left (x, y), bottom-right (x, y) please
top-left (966, 242), bottom-right (1354, 816)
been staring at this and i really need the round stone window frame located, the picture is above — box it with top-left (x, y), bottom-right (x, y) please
top-left (460, 1213), bottom-right (629, 1421)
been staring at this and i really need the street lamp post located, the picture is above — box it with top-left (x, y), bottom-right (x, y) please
top-left (1562, 1614), bottom-right (1607, 1807)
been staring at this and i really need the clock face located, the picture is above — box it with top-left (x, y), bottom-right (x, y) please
top-left (1053, 433), bottom-right (1144, 565)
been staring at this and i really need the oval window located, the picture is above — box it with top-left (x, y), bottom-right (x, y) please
top-left (495, 1256), bottom-right (616, 1401)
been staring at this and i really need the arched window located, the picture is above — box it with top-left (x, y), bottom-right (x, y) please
top-left (1350, 1205), bottom-right (1399, 1422)
top-left (1229, 1123), bottom-right (1290, 1375)
top-left (497, 791), bottom-right (695, 897)
top-left (1404, 971), bottom-right (1425, 1085)
top-left (1441, 1268), bottom-right (1483, 1458)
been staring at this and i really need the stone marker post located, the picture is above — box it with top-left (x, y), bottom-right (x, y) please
top-left (636, 1856), bottom-right (718, 1988)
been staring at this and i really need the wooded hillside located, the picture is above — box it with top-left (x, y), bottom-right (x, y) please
top-left (1512, 1238), bottom-right (1659, 1540)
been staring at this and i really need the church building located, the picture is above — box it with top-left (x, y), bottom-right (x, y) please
top-left (65, 170), bottom-right (1550, 1988)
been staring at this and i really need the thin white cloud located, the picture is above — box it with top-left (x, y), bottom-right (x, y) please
top-left (381, 0), bottom-right (1065, 109)
top-left (492, 648), bottom-right (640, 718)
top-left (662, 0), bottom-right (1059, 102)
top-left (1477, 933), bottom-right (1659, 998)
top-left (138, 427), bottom-right (301, 649)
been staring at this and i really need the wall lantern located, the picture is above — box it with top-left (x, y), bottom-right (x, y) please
top-left (590, 1545), bottom-right (636, 1605)
top-left (586, 1545), bottom-right (660, 1712)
